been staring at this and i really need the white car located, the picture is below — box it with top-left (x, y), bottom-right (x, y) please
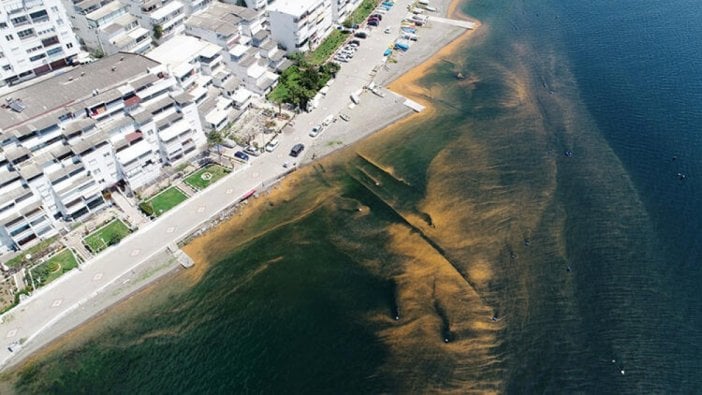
top-left (309, 125), bottom-right (323, 138)
top-left (265, 138), bottom-right (279, 152)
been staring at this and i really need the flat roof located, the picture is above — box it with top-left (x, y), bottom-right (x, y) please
top-left (150, 0), bottom-right (184, 20)
top-left (145, 35), bottom-right (217, 68)
top-left (0, 53), bottom-right (160, 131)
top-left (115, 139), bottom-right (152, 164)
top-left (159, 118), bottom-right (190, 141)
top-left (187, 14), bottom-right (238, 37)
top-left (86, 1), bottom-right (126, 22)
top-left (268, 0), bottom-right (322, 17)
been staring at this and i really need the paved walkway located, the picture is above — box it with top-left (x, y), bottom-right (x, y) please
top-left (111, 191), bottom-right (148, 227)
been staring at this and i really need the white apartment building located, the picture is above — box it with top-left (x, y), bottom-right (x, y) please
top-left (184, 2), bottom-right (279, 95)
top-left (268, 0), bottom-right (333, 53)
top-left (146, 34), bottom-right (253, 132)
top-left (63, 0), bottom-right (151, 55)
top-left (331, 0), bottom-right (361, 23)
top-left (123, 0), bottom-right (187, 44)
top-left (236, 0), bottom-right (266, 11)
top-left (0, 52), bottom-right (208, 254)
top-left (0, 0), bottom-right (80, 86)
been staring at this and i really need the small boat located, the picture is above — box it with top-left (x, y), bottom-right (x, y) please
top-left (564, 150), bottom-right (574, 157)
top-left (456, 72), bottom-right (465, 80)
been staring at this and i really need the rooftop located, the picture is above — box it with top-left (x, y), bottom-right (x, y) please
top-left (146, 35), bottom-right (220, 69)
top-left (268, 0), bottom-right (322, 18)
top-left (0, 53), bottom-right (160, 131)
top-left (86, 1), bottom-right (126, 23)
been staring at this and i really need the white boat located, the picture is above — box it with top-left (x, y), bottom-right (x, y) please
top-left (350, 89), bottom-right (362, 104)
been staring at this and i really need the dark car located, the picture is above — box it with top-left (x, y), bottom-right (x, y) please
top-left (354, 31), bottom-right (368, 39)
top-left (368, 20), bottom-right (379, 27)
top-left (368, 16), bottom-right (380, 23)
top-left (370, 13), bottom-right (383, 20)
top-left (290, 143), bottom-right (305, 157)
top-left (234, 151), bottom-right (249, 161)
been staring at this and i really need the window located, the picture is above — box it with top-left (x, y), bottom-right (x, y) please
top-left (10, 16), bottom-right (28, 26)
top-left (41, 36), bottom-right (59, 46)
top-left (51, 6), bottom-right (59, 12)
top-left (29, 53), bottom-right (45, 61)
top-left (0, 23), bottom-right (7, 29)
top-left (2, 65), bottom-right (11, 71)
top-left (66, 42), bottom-right (73, 49)
top-left (5, 35), bottom-right (13, 41)
top-left (46, 47), bottom-right (63, 56)
top-left (17, 28), bottom-right (34, 39)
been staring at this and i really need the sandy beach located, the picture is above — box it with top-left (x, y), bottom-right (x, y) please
top-left (0, 0), bottom-right (479, 375)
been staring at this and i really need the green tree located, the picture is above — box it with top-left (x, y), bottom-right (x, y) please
top-left (208, 130), bottom-right (224, 160)
top-left (153, 24), bottom-right (163, 40)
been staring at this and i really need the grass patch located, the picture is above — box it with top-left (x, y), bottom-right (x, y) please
top-left (141, 187), bottom-right (188, 217)
top-left (307, 30), bottom-right (350, 65)
top-left (30, 249), bottom-right (78, 288)
top-left (346, 0), bottom-right (382, 26)
top-left (184, 164), bottom-right (230, 190)
top-left (5, 236), bottom-right (59, 268)
top-left (83, 219), bottom-right (131, 254)
top-left (268, 62), bottom-right (340, 110)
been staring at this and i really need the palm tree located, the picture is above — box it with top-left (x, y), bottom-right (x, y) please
top-left (207, 130), bottom-right (224, 161)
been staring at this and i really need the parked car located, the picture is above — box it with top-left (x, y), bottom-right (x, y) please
top-left (384, 27), bottom-right (392, 34)
top-left (244, 146), bottom-right (261, 156)
top-left (349, 39), bottom-right (361, 46)
top-left (368, 20), bottom-right (379, 27)
top-left (370, 13), bottom-right (383, 20)
top-left (290, 143), bottom-right (305, 157)
top-left (234, 151), bottom-right (249, 161)
top-left (265, 138), bottom-right (279, 152)
top-left (309, 125), bottom-right (323, 137)
top-left (354, 31), bottom-right (368, 39)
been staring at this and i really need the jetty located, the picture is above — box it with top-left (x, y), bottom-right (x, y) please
top-left (167, 244), bottom-right (194, 268)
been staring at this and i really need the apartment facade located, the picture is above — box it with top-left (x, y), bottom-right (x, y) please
top-left (0, 0), bottom-right (80, 86)
top-left (64, 0), bottom-right (151, 56)
top-left (268, 0), bottom-right (333, 53)
top-left (331, 0), bottom-right (361, 23)
top-left (184, 2), bottom-right (279, 95)
top-left (0, 52), bottom-right (207, 254)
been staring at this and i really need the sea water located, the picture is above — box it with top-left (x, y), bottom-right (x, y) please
top-left (6, 0), bottom-right (701, 392)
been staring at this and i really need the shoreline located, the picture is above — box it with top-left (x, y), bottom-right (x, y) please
top-left (0, 0), bottom-right (480, 377)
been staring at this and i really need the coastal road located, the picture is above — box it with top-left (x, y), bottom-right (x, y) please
top-left (0, 0), bottom-right (461, 369)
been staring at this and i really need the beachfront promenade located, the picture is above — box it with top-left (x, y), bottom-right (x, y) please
top-left (0, 0), bottom-right (471, 369)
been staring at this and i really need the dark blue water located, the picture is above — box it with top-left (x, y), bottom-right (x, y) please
top-left (5, 0), bottom-right (702, 392)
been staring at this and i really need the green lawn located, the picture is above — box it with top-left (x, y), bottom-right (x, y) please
top-left (346, 0), bottom-right (381, 26)
top-left (143, 187), bottom-right (188, 217)
top-left (30, 249), bottom-right (78, 288)
top-left (184, 164), bottom-right (230, 190)
top-left (5, 236), bottom-right (58, 268)
top-left (83, 219), bottom-right (131, 254)
top-left (307, 30), bottom-right (350, 65)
